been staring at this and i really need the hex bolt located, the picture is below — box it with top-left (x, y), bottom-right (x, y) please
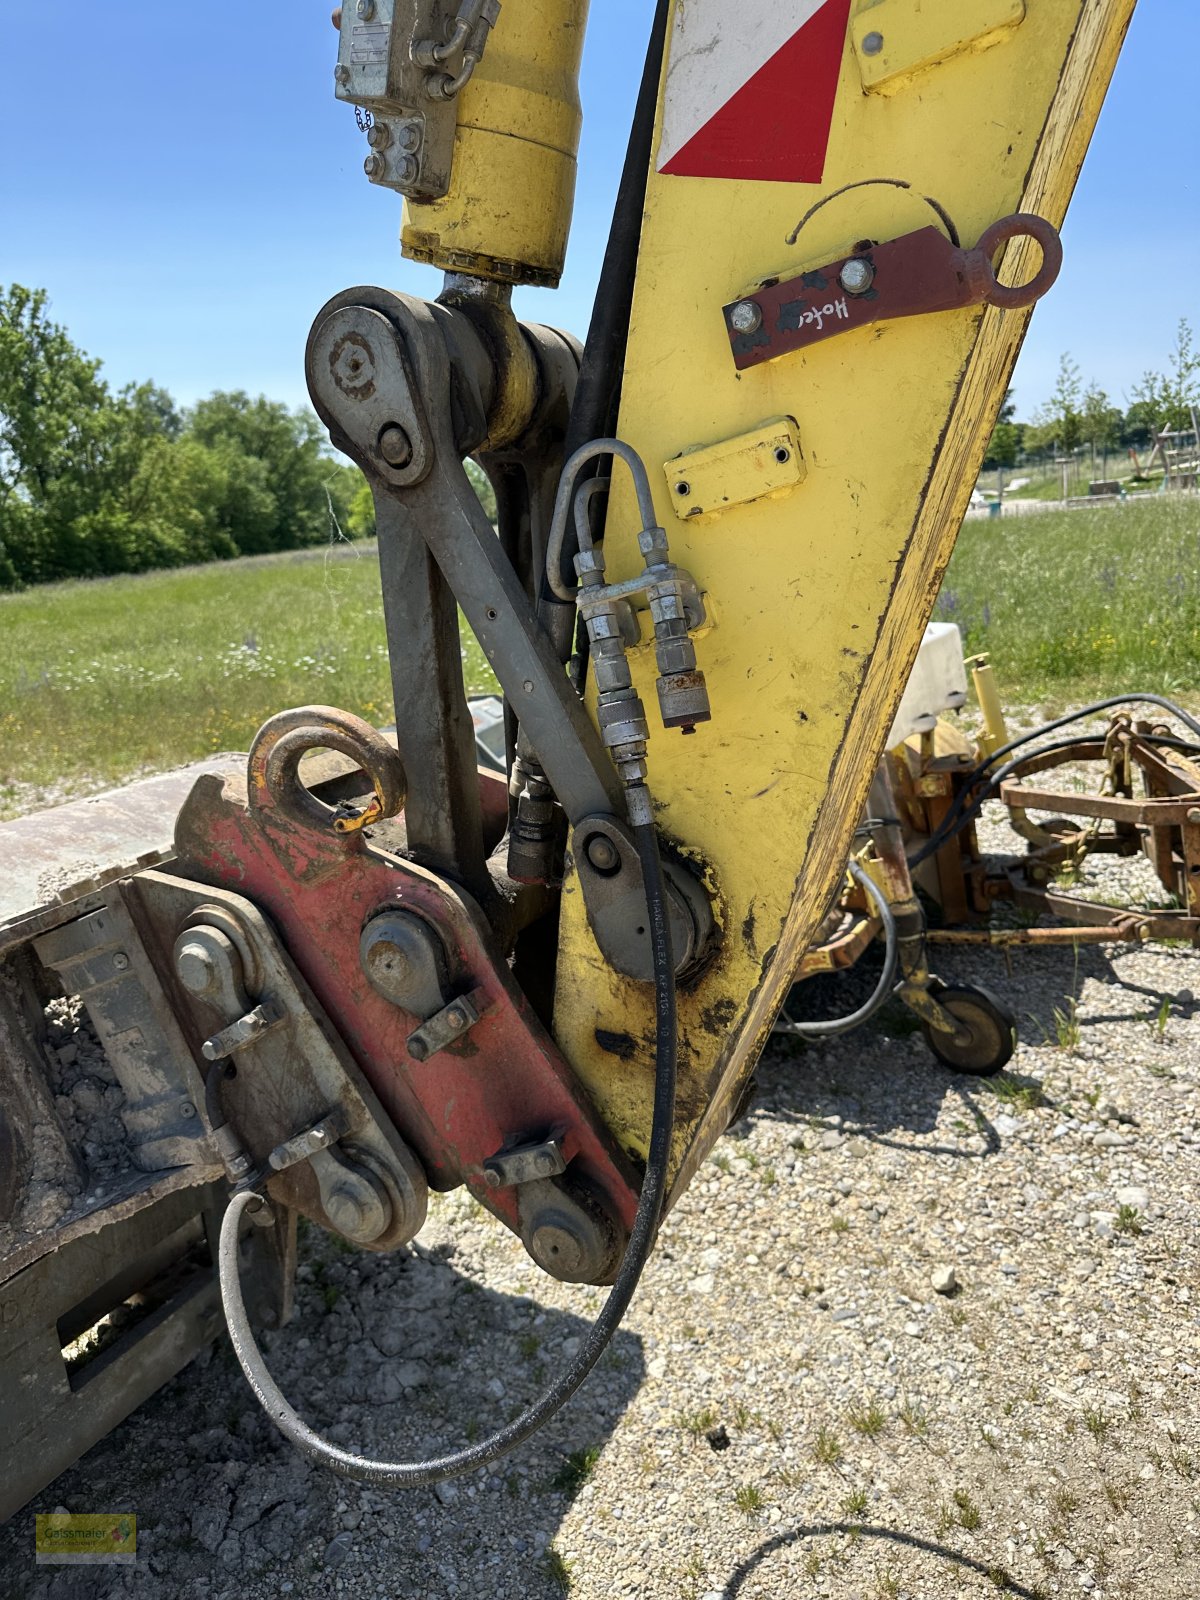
top-left (729, 300), bottom-right (763, 335)
top-left (363, 152), bottom-right (386, 180)
top-left (176, 939), bottom-right (218, 996)
top-left (366, 122), bottom-right (391, 150)
top-left (335, 63), bottom-right (351, 85)
top-left (446, 1007), bottom-right (466, 1029)
top-left (1187, 808), bottom-right (1200, 825)
top-left (395, 121), bottom-right (423, 154)
top-left (378, 425), bottom-right (413, 468)
top-left (112, 952), bottom-right (130, 972)
top-left (840, 257), bottom-right (875, 296)
top-left (862, 30), bottom-right (884, 55)
top-left (483, 1167), bottom-right (503, 1189)
top-left (522, 680), bottom-right (535, 694)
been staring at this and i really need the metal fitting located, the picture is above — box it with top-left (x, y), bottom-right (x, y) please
top-left (862, 30), bottom-right (884, 55)
top-left (729, 300), bottom-right (763, 335)
top-left (584, 833), bottom-right (621, 874)
top-left (360, 912), bottom-right (448, 1017)
top-left (378, 425), bottom-right (413, 468)
top-left (517, 1178), bottom-right (621, 1285)
top-left (840, 257), bottom-right (875, 296)
top-left (176, 938), bottom-right (220, 998)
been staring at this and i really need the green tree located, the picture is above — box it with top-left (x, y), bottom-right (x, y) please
top-left (182, 392), bottom-right (336, 555)
top-left (1037, 352), bottom-right (1083, 454)
top-left (1127, 319), bottom-right (1200, 448)
top-left (0, 284), bottom-right (110, 580)
top-left (1081, 382), bottom-right (1121, 479)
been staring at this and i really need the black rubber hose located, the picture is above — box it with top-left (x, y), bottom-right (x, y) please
top-left (907, 734), bottom-right (1109, 867)
top-left (217, 811), bottom-right (677, 1487)
top-left (982, 694), bottom-right (1200, 768)
top-left (204, 1061), bottom-right (230, 1133)
top-left (551, 0), bottom-right (671, 681)
top-left (908, 695), bottom-right (1200, 869)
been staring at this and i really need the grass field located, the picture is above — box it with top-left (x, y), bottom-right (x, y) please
top-left (934, 493), bottom-right (1200, 703)
top-left (2, 496), bottom-right (1197, 818)
top-left (0, 544), bottom-right (495, 819)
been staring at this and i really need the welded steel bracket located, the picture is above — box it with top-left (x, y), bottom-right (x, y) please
top-left (724, 214), bottom-right (1062, 371)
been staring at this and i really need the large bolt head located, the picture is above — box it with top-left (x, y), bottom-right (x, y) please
top-left (176, 940), bottom-right (219, 995)
top-left (584, 833), bottom-right (621, 875)
top-left (521, 1187), bottom-right (619, 1285)
top-left (527, 1218), bottom-right (591, 1280)
top-left (364, 936), bottom-right (410, 988)
top-left (378, 425), bottom-right (413, 468)
top-left (840, 257), bottom-right (875, 296)
top-left (729, 300), bottom-right (763, 335)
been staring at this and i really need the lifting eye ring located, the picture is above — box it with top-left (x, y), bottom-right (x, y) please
top-left (246, 706), bottom-right (407, 837)
top-left (973, 212), bottom-right (1063, 311)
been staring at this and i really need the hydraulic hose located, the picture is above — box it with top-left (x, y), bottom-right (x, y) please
top-left (774, 860), bottom-right (899, 1040)
top-left (908, 694), bottom-right (1200, 869)
top-left (907, 734), bottom-right (1085, 868)
top-left (217, 810), bottom-right (676, 1487)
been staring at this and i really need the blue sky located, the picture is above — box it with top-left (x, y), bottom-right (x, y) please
top-left (1, 2), bottom-right (1192, 423)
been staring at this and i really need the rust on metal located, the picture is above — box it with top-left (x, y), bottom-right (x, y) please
top-left (170, 707), bottom-right (643, 1264)
top-left (724, 213), bottom-right (1062, 371)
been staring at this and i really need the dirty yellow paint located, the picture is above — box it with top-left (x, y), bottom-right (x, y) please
top-left (552, 0), bottom-right (1137, 1203)
top-left (851, 0), bottom-right (1027, 94)
top-left (664, 418), bottom-right (806, 523)
top-left (401, 0), bottom-right (590, 286)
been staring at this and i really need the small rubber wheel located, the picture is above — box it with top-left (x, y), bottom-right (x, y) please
top-left (920, 984), bottom-right (1016, 1077)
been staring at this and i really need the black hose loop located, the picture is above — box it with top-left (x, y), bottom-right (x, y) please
top-left (217, 818), bottom-right (678, 1487)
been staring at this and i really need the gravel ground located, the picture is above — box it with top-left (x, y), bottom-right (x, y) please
top-left (4, 801), bottom-right (1199, 1600)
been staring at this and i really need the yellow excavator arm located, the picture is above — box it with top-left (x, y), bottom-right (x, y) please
top-left (0, 0), bottom-right (1135, 1514)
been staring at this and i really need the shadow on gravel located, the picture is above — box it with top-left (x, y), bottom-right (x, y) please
top-left (0, 1232), bottom-right (643, 1600)
top-left (720, 1521), bottom-right (1045, 1598)
top-left (752, 935), bottom-right (1184, 1158)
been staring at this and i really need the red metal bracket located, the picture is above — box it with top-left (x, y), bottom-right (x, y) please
top-left (724, 213), bottom-right (1062, 372)
top-left (171, 711), bottom-right (642, 1270)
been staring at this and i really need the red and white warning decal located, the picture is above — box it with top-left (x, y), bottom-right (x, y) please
top-left (656, 0), bottom-right (852, 183)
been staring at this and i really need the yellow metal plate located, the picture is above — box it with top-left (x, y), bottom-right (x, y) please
top-left (664, 417), bottom-right (805, 522)
top-left (852, 0), bottom-right (1027, 94)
